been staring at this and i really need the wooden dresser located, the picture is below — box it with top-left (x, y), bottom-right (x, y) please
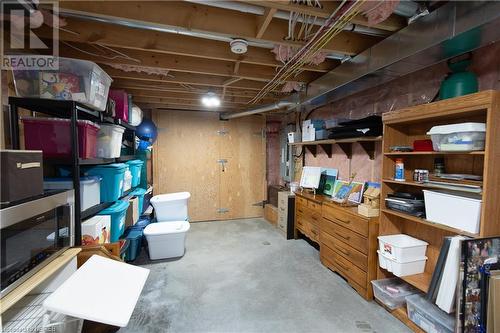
top-left (294, 192), bottom-right (379, 300)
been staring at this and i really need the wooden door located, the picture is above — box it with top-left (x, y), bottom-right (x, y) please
top-left (153, 111), bottom-right (266, 222)
top-left (218, 115), bottom-right (266, 219)
top-left (153, 111), bottom-right (220, 221)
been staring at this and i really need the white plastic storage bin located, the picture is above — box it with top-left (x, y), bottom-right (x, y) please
top-left (371, 278), bottom-right (420, 310)
top-left (427, 122), bottom-right (486, 151)
top-left (378, 251), bottom-right (427, 277)
top-left (423, 190), bottom-right (482, 234)
top-left (144, 221), bottom-right (190, 260)
top-left (44, 176), bottom-right (101, 211)
top-left (406, 294), bottom-right (455, 333)
top-left (378, 234), bottom-right (428, 262)
top-left (12, 57), bottom-right (112, 111)
top-left (96, 124), bottom-right (125, 158)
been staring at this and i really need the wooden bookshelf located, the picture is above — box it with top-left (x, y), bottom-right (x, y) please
top-left (378, 90), bottom-right (500, 331)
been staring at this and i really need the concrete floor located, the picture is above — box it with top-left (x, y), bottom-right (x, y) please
top-left (120, 218), bottom-right (410, 333)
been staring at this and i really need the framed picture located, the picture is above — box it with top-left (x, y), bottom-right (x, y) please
top-left (347, 181), bottom-right (366, 204)
top-left (299, 166), bottom-right (322, 189)
top-left (319, 168), bottom-right (338, 196)
top-left (332, 180), bottom-right (352, 203)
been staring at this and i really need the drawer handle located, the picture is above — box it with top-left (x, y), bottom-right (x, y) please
top-left (335, 246), bottom-right (350, 256)
top-left (298, 209), bottom-right (304, 213)
top-left (297, 220), bottom-right (303, 226)
top-left (279, 224), bottom-right (284, 228)
top-left (311, 215), bottom-right (319, 221)
top-left (335, 232), bottom-right (350, 240)
top-left (311, 229), bottom-right (318, 235)
top-left (337, 262), bottom-right (350, 272)
top-left (336, 217), bottom-right (350, 224)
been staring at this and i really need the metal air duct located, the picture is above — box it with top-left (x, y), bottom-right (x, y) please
top-left (302, 1), bottom-right (500, 109)
top-left (220, 101), bottom-right (296, 120)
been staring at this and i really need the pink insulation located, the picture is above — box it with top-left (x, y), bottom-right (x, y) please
top-left (104, 63), bottom-right (171, 77)
top-left (360, 0), bottom-right (400, 26)
top-left (266, 42), bottom-right (500, 186)
top-left (272, 45), bottom-right (327, 65)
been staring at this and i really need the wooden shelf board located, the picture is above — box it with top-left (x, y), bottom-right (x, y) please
top-left (288, 136), bottom-right (382, 146)
top-left (1, 248), bottom-right (81, 314)
top-left (384, 151), bottom-right (485, 156)
top-left (382, 178), bottom-right (483, 189)
top-left (391, 306), bottom-right (426, 333)
top-left (380, 208), bottom-right (479, 237)
top-left (400, 272), bottom-right (432, 293)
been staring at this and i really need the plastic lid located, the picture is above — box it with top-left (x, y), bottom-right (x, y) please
top-left (125, 229), bottom-right (143, 239)
top-left (126, 159), bottom-right (144, 166)
top-left (427, 122), bottom-right (486, 135)
top-left (131, 187), bottom-right (147, 195)
top-left (98, 200), bottom-right (130, 214)
top-left (21, 117), bottom-right (100, 129)
top-left (89, 163), bottom-right (128, 170)
top-left (150, 192), bottom-right (191, 203)
top-left (99, 123), bottom-right (125, 133)
top-left (45, 176), bottom-right (102, 183)
top-left (144, 221), bottom-right (190, 235)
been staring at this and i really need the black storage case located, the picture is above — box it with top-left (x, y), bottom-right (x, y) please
top-left (0, 150), bottom-right (44, 203)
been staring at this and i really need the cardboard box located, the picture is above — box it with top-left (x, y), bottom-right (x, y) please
top-left (125, 196), bottom-right (139, 228)
top-left (302, 124), bottom-right (315, 142)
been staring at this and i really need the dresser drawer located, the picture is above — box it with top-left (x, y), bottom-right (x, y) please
top-left (308, 200), bottom-right (321, 213)
top-left (321, 245), bottom-right (367, 288)
top-left (308, 210), bottom-right (321, 226)
top-left (320, 231), bottom-right (367, 271)
top-left (322, 204), bottom-right (368, 237)
top-left (296, 202), bottom-right (307, 216)
top-left (309, 223), bottom-right (320, 243)
top-left (320, 251), bottom-right (367, 297)
top-left (295, 214), bottom-right (307, 233)
top-left (296, 196), bottom-right (308, 207)
top-left (320, 218), bottom-right (368, 255)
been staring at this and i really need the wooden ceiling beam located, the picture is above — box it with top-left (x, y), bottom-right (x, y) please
top-left (256, 7), bottom-right (277, 39)
top-left (57, 1), bottom-right (381, 55)
top-left (35, 17), bottom-right (337, 72)
top-left (120, 85), bottom-right (273, 101)
top-left (56, 42), bottom-right (320, 83)
top-left (137, 102), bottom-right (234, 112)
top-left (127, 89), bottom-right (257, 105)
top-left (133, 97), bottom-right (242, 110)
top-left (235, 0), bottom-right (406, 32)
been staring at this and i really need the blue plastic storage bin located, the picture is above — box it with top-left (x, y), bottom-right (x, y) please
top-left (130, 187), bottom-right (147, 214)
top-left (123, 228), bottom-right (142, 262)
top-left (98, 200), bottom-right (129, 242)
top-left (129, 216), bottom-right (151, 231)
top-left (84, 163), bottom-right (127, 202)
top-left (126, 160), bottom-right (144, 187)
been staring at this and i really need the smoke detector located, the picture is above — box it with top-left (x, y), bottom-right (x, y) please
top-left (230, 39), bottom-right (248, 54)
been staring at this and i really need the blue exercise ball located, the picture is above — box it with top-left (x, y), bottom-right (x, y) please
top-left (136, 119), bottom-right (158, 143)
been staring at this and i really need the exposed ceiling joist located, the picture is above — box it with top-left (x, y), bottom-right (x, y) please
top-left (236, 0), bottom-right (406, 32)
top-left (130, 90), bottom-right (252, 105)
top-left (256, 7), bottom-right (277, 38)
top-left (35, 18), bottom-right (337, 72)
top-left (56, 42), bottom-right (321, 83)
top-left (56, 1), bottom-right (381, 55)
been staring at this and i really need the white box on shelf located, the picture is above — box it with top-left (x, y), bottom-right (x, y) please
top-left (377, 251), bottom-right (427, 277)
top-left (423, 190), bottom-right (482, 234)
top-left (378, 234), bottom-right (428, 262)
top-left (302, 124), bottom-right (315, 142)
top-left (287, 132), bottom-right (300, 143)
top-left (427, 122), bottom-right (486, 151)
top-left (96, 124), bottom-right (125, 158)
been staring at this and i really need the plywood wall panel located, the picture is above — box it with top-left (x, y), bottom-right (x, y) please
top-left (153, 110), bottom-right (221, 222)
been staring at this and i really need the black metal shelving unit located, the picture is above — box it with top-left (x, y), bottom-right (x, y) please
top-left (8, 97), bottom-right (137, 246)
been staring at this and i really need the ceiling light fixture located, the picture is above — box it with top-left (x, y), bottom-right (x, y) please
top-left (201, 91), bottom-right (221, 108)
